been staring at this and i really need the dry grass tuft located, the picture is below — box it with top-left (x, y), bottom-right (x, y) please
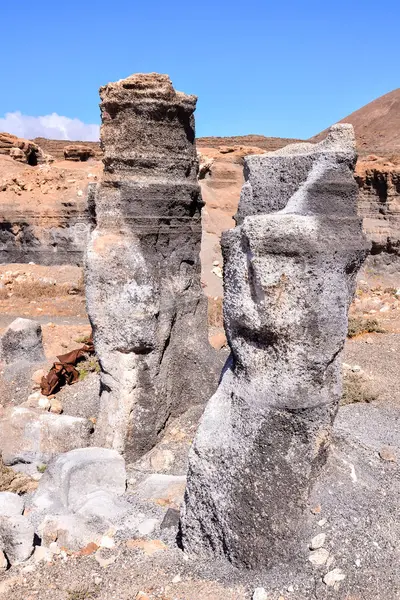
top-left (347, 316), bottom-right (385, 338)
top-left (341, 372), bottom-right (378, 405)
top-left (66, 585), bottom-right (98, 600)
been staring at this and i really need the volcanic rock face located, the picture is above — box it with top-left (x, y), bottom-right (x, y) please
top-left (85, 73), bottom-right (219, 460)
top-left (181, 125), bottom-right (369, 568)
top-left (356, 158), bottom-right (400, 271)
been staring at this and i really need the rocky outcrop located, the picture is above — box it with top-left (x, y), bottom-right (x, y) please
top-left (0, 154), bottom-right (98, 265)
top-left (64, 145), bottom-right (96, 161)
top-left (85, 73), bottom-right (221, 461)
top-left (0, 133), bottom-right (50, 165)
top-left (181, 125), bottom-right (369, 568)
top-left (32, 138), bottom-right (102, 161)
top-left (356, 157), bottom-right (400, 272)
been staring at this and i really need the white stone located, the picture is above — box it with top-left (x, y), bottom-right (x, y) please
top-left (172, 575), bottom-right (181, 583)
top-left (33, 545), bottom-right (52, 563)
top-left (0, 515), bottom-right (34, 564)
top-left (38, 396), bottom-right (51, 410)
top-left (308, 548), bottom-right (330, 566)
top-left (310, 532), bottom-right (326, 549)
top-left (253, 588), bottom-right (268, 600)
top-left (0, 492), bottom-right (24, 517)
top-left (323, 568), bottom-right (346, 586)
top-left (100, 535), bottom-right (115, 549)
top-left (137, 518), bottom-right (158, 536)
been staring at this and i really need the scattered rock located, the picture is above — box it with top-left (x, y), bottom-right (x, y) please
top-left (0, 491), bottom-right (24, 517)
top-left (33, 545), bottom-right (53, 563)
top-left (137, 519), bottom-right (158, 536)
top-left (160, 508), bottom-right (180, 530)
top-left (323, 568), bottom-right (346, 586)
top-left (1, 318), bottom-right (45, 365)
top-left (253, 588), bottom-right (268, 600)
top-left (126, 539), bottom-right (166, 555)
top-left (49, 398), bottom-right (63, 414)
top-left (219, 146), bottom-right (235, 154)
top-left (209, 332), bottom-right (227, 350)
top-left (308, 548), bottom-right (330, 566)
top-left (0, 458), bottom-right (38, 494)
top-left (0, 407), bottom-right (94, 465)
top-left (379, 447), bottom-right (396, 462)
top-left (310, 532), bottom-right (326, 550)
top-left (149, 448), bottom-right (175, 471)
top-left (0, 515), bottom-right (34, 564)
top-left (37, 514), bottom-right (102, 552)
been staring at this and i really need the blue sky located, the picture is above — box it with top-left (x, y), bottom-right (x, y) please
top-left (0, 0), bottom-right (399, 140)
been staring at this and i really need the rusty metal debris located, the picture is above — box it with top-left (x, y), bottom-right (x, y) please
top-left (40, 338), bottom-right (95, 396)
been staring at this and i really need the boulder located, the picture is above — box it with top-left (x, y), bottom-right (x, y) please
top-left (0, 318), bottom-right (45, 365)
top-left (38, 513), bottom-right (109, 551)
top-left (181, 125), bottom-right (369, 568)
top-left (32, 447), bottom-right (126, 513)
top-left (0, 132), bottom-right (48, 165)
top-left (0, 515), bottom-right (34, 564)
top-left (64, 144), bottom-right (95, 161)
top-left (0, 407), bottom-right (94, 465)
top-left (0, 492), bottom-right (24, 517)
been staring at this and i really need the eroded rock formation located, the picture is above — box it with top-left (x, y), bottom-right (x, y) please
top-left (0, 133), bottom-right (50, 165)
top-left (64, 144), bottom-right (96, 162)
top-left (85, 73), bottom-right (220, 460)
top-left (181, 125), bottom-right (369, 568)
top-left (356, 157), bottom-right (400, 272)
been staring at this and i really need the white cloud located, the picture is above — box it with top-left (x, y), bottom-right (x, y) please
top-left (0, 111), bottom-right (100, 141)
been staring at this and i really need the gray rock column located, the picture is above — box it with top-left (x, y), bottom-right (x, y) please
top-left (85, 73), bottom-right (220, 461)
top-left (181, 125), bottom-right (370, 568)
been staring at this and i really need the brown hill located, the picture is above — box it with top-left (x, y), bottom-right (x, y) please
top-left (197, 134), bottom-right (304, 151)
top-left (310, 89), bottom-right (400, 155)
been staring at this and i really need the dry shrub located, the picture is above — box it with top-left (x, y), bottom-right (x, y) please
top-left (11, 280), bottom-right (69, 299)
top-left (347, 316), bottom-right (385, 338)
top-left (9, 279), bottom-right (85, 300)
top-left (66, 586), bottom-right (98, 600)
top-left (208, 296), bottom-right (223, 328)
top-left (341, 372), bottom-right (378, 405)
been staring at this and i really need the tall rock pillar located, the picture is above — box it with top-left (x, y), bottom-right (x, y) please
top-left (181, 125), bottom-right (370, 568)
top-left (85, 73), bottom-right (218, 460)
